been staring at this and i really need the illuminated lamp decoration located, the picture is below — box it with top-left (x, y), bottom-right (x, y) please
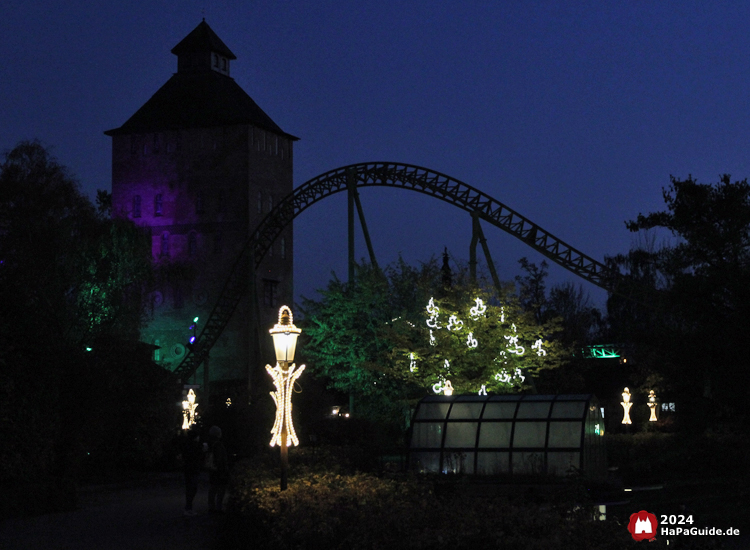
top-left (469, 297), bottom-right (486, 320)
top-left (426, 297), bottom-right (441, 329)
top-left (647, 390), bottom-right (658, 422)
top-left (478, 385), bottom-right (487, 396)
top-left (429, 330), bottom-right (436, 346)
top-left (182, 389), bottom-right (198, 430)
top-left (466, 332), bottom-right (478, 348)
top-left (447, 315), bottom-right (463, 331)
top-left (621, 387), bottom-right (633, 425)
top-left (532, 339), bottom-right (546, 356)
top-left (331, 406), bottom-right (341, 416)
top-left (409, 353), bottom-right (417, 372)
top-left (443, 380), bottom-right (454, 396)
top-left (266, 305), bottom-right (305, 491)
top-left (225, 398), bottom-right (232, 408)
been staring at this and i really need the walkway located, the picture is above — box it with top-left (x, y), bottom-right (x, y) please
top-left (0, 472), bottom-right (224, 550)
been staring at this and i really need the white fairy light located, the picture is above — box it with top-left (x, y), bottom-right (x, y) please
top-left (478, 385), bottom-right (487, 396)
top-left (447, 315), bottom-right (463, 331)
top-left (514, 367), bottom-right (525, 382)
top-left (500, 306), bottom-right (505, 323)
top-left (444, 359), bottom-right (451, 372)
top-left (429, 330), bottom-right (436, 346)
top-left (409, 353), bottom-right (417, 372)
top-left (426, 297), bottom-right (441, 329)
top-left (466, 332), bottom-right (478, 348)
top-left (469, 297), bottom-right (487, 320)
top-left (532, 339), bottom-right (546, 356)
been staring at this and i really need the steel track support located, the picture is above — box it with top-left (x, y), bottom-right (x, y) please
top-left (473, 213), bottom-right (503, 296)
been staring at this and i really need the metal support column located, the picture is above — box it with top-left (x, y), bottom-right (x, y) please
top-left (472, 213), bottom-right (503, 296)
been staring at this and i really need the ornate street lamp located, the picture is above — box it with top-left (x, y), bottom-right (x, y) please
top-left (266, 305), bottom-right (305, 491)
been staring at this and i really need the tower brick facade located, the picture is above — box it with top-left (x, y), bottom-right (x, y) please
top-left (106, 21), bottom-right (297, 390)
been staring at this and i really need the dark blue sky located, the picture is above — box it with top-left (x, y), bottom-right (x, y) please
top-left (4, 1), bottom-right (749, 307)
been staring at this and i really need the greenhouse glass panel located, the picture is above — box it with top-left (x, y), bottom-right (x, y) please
top-left (411, 422), bottom-right (443, 448)
top-left (443, 451), bottom-right (475, 474)
top-left (550, 401), bottom-right (586, 419)
top-left (482, 402), bottom-right (518, 419)
top-left (415, 402), bottom-right (451, 420)
top-left (445, 422), bottom-right (478, 448)
top-left (548, 422), bottom-right (582, 448)
top-left (513, 452), bottom-right (545, 475)
top-left (476, 451), bottom-right (510, 475)
top-left (477, 422), bottom-right (512, 448)
top-left (547, 452), bottom-right (580, 476)
top-left (516, 401), bottom-right (551, 419)
top-left (512, 421), bottom-right (547, 448)
top-left (412, 452), bottom-right (440, 473)
top-left (449, 402), bottom-right (483, 419)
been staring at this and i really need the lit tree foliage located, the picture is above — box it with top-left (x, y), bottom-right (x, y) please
top-left (386, 286), bottom-right (567, 395)
top-left (301, 258), bottom-right (569, 420)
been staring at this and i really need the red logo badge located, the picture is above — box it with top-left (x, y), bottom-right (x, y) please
top-left (627, 510), bottom-right (658, 541)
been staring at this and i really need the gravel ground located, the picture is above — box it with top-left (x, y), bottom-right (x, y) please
top-left (0, 472), bottom-right (225, 550)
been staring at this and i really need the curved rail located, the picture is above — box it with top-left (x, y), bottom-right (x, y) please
top-left (172, 162), bottom-right (622, 380)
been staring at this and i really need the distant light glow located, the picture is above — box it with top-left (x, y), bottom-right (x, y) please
top-left (181, 388), bottom-right (198, 430)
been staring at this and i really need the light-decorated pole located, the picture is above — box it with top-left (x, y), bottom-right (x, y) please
top-left (266, 305), bottom-right (305, 491)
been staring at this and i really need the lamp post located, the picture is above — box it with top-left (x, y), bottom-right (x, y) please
top-left (266, 305), bottom-right (305, 491)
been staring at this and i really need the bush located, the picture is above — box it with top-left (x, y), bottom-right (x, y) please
top-left (224, 452), bottom-right (631, 550)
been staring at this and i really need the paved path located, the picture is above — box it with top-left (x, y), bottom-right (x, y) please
top-left (0, 473), bottom-right (225, 550)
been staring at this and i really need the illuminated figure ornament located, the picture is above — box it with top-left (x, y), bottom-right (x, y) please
top-left (500, 306), bottom-right (505, 323)
top-left (447, 315), bottom-right (463, 331)
top-left (443, 380), bottom-right (454, 395)
top-left (478, 385), bottom-right (487, 396)
top-left (266, 362), bottom-right (305, 447)
top-left (426, 297), bottom-right (441, 328)
top-left (429, 330), bottom-right (436, 346)
top-left (495, 370), bottom-right (511, 384)
top-left (469, 297), bottom-right (487, 320)
top-left (466, 332), bottom-right (478, 348)
top-left (409, 353), bottom-right (417, 372)
top-left (647, 390), bottom-right (658, 422)
top-left (532, 339), bottom-right (546, 356)
top-left (514, 367), bottom-right (525, 383)
top-left (621, 387), bottom-right (633, 424)
top-left (182, 389), bottom-right (198, 430)
top-left (433, 378), bottom-right (452, 394)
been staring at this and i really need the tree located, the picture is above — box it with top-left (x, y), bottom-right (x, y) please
top-left (0, 141), bottom-right (166, 512)
top-left (301, 257), bottom-right (568, 423)
top-left (617, 174), bottom-right (750, 419)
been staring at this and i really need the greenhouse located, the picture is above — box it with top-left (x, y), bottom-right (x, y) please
top-left (410, 394), bottom-right (606, 478)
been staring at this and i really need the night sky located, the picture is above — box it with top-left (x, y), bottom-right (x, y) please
top-left (4, 1), bottom-right (750, 308)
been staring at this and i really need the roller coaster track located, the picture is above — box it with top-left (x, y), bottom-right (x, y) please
top-left (172, 162), bottom-right (628, 381)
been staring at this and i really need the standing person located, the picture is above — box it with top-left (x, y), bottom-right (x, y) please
top-left (207, 425), bottom-right (229, 513)
top-left (179, 428), bottom-right (204, 516)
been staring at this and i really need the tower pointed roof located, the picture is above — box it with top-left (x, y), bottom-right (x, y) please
top-left (105, 21), bottom-right (298, 140)
top-left (171, 19), bottom-right (236, 60)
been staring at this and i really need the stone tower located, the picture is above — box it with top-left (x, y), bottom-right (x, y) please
top-left (106, 21), bottom-right (297, 396)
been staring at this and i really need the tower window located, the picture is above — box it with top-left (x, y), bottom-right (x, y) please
top-left (263, 279), bottom-right (279, 308)
top-left (133, 195), bottom-right (141, 218)
top-left (155, 194), bottom-right (163, 216)
top-left (160, 232), bottom-right (170, 257)
top-left (196, 191), bottom-right (205, 214)
top-left (188, 232), bottom-right (197, 257)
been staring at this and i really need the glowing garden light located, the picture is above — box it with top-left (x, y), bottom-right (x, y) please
top-left (181, 388), bottom-right (198, 430)
top-left (647, 390), bottom-right (658, 422)
top-left (266, 305), bottom-right (305, 491)
top-left (621, 387), bottom-right (633, 425)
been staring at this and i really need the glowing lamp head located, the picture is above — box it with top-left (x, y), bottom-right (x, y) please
top-left (187, 388), bottom-right (196, 405)
top-left (269, 305), bottom-right (301, 363)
